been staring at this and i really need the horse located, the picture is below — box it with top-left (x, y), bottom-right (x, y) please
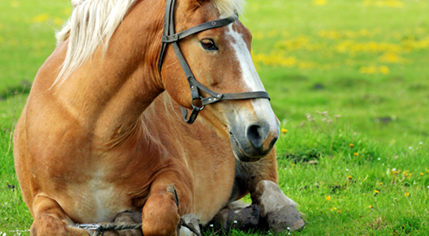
top-left (13, 0), bottom-right (305, 235)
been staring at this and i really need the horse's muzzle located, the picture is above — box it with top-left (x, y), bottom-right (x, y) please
top-left (229, 121), bottom-right (279, 162)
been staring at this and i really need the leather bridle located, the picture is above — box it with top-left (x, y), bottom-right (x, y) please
top-left (158, 0), bottom-right (270, 124)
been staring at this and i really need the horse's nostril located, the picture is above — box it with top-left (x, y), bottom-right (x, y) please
top-left (246, 124), bottom-right (265, 149)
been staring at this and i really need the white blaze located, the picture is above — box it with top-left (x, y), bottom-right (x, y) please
top-left (225, 24), bottom-right (279, 129)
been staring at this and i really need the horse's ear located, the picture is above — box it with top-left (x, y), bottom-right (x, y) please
top-left (192, 0), bottom-right (204, 8)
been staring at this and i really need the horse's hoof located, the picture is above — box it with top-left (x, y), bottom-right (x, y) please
top-left (226, 204), bottom-right (260, 232)
top-left (207, 204), bottom-right (260, 233)
top-left (178, 214), bottom-right (202, 236)
top-left (265, 205), bottom-right (305, 233)
top-left (101, 211), bottom-right (143, 236)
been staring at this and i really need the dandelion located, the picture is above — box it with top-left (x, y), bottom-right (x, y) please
top-left (349, 143), bottom-right (354, 148)
top-left (374, 190), bottom-right (379, 194)
top-left (369, 205), bottom-right (373, 209)
top-left (330, 207), bottom-right (337, 211)
top-left (354, 153), bottom-right (358, 156)
top-left (421, 173), bottom-right (424, 176)
top-left (379, 53), bottom-right (402, 63)
top-left (326, 196), bottom-right (331, 201)
top-left (32, 14), bottom-right (49, 23)
top-left (404, 192), bottom-right (410, 197)
top-left (379, 182), bottom-right (383, 185)
top-left (348, 175), bottom-right (353, 180)
top-left (281, 128), bottom-right (288, 134)
top-left (379, 65), bottom-right (390, 74)
top-left (313, 0), bottom-right (327, 6)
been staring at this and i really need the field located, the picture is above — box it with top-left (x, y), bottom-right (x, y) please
top-left (1, 0), bottom-right (429, 235)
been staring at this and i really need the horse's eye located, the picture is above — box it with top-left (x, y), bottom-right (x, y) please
top-left (200, 39), bottom-right (218, 51)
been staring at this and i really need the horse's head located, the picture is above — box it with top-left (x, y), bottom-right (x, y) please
top-left (159, 0), bottom-right (279, 162)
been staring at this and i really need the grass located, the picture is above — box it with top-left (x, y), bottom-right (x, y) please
top-left (1, 0), bottom-right (429, 235)
top-left (275, 115), bottom-right (429, 235)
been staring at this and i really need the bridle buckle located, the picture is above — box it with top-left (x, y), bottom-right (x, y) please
top-left (192, 97), bottom-right (205, 111)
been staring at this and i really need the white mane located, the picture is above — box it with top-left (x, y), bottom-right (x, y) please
top-left (54, 0), bottom-right (245, 85)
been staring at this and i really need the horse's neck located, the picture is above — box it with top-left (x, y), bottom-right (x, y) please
top-left (51, 3), bottom-right (164, 141)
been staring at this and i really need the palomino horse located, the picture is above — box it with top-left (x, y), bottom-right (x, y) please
top-left (14, 0), bottom-right (305, 235)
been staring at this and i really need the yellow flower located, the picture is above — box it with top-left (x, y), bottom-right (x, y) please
top-left (349, 143), bottom-right (354, 148)
top-left (326, 196), bottom-right (331, 201)
top-left (404, 192), bottom-right (410, 197)
top-left (369, 205), bottom-right (373, 209)
top-left (379, 65), bottom-right (390, 75)
top-left (374, 190), bottom-right (379, 194)
top-left (337, 210), bottom-right (341, 213)
top-left (379, 182), bottom-right (383, 185)
top-left (420, 172), bottom-right (424, 176)
top-left (281, 128), bottom-right (288, 134)
top-left (379, 53), bottom-right (402, 63)
top-left (292, 163), bottom-right (296, 167)
top-left (330, 207), bottom-right (337, 211)
top-left (354, 153), bottom-right (358, 156)
top-left (32, 14), bottom-right (49, 23)
top-left (313, 0), bottom-right (327, 6)
top-left (348, 175), bottom-right (353, 180)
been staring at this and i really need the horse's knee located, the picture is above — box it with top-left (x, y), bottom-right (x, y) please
top-left (31, 213), bottom-right (89, 236)
top-left (252, 180), bottom-right (305, 232)
top-left (252, 180), bottom-right (296, 214)
top-left (31, 197), bottom-right (89, 236)
top-left (142, 193), bottom-right (181, 236)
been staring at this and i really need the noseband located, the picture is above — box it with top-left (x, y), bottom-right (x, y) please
top-left (158, 0), bottom-right (270, 124)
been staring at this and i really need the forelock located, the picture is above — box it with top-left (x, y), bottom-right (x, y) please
top-left (211, 0), bottom-right (245, 17)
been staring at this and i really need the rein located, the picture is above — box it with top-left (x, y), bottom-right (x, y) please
top-left (158, 0), bottom-right (270, 124)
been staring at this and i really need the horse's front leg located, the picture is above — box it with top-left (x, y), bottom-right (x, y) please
top-left (238, 151), bottom-right (305, 233)
top-left (30, 196), bottom-right (90, 236)
top-left (141, 168), bottom-right (196, 236)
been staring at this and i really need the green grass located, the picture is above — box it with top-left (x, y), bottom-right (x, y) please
top-left (275, 115), bottom-right (429, 235)
top-left (1, 0), bottom-right (429, 235)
